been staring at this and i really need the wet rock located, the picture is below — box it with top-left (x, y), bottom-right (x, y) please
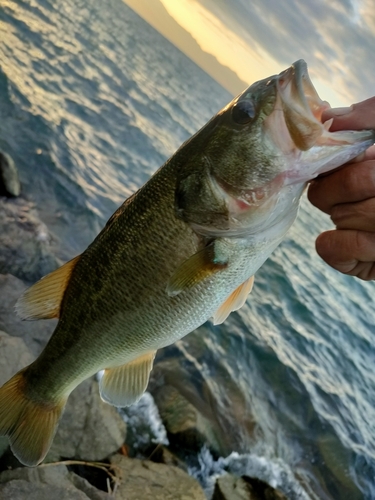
top-left (111, 454), bottom-right (206, 500)
top-left (0, 274), bottom-right (56, 357)
top-left (0, 151), bottom-right (20, 197)
top-left (49, 379), bottom-right (126, 463)
top-left (317, 432), bottom-right (360, 499)
top-left (149, 345), bottom-right (240, 456)
top-left (212, 474), bottom-right (288, 500)
top-left (148, 444), bottom-right (188, 471)
top-left (0, 464), bottom-right (110, 500)
top-left (0, 197), bottom-right (62, 283)
top-left (213, 474), bottom-right (250, 500)
top-left (152, 383), bottom-right (223, 455)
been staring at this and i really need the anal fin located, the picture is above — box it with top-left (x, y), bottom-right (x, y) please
top-left (15, 255), bottom-right (81, 320)
top-left (213, 275), bottom-right (254, 325)
top-left (99, 351), bottom-right (156, 407)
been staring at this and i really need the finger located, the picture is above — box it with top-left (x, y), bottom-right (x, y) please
top-left (316, 230), bottom-right (375, 280)
top-left (331, 198), bottom-right (375, 231)
top-left (308, 160), bottom-right (375, 214)
top-left (322, 97), bottom-right (375, 131)
top-left (360, 144), bottom-right (375, 162)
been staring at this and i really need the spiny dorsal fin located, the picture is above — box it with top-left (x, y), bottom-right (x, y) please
top-left (166, 242), bottom-right (228, 297)
top-left (213, 275), bottom-right (254, 325)
top-left (99, 351), bottom-right (156, 407)
top-left (15, 255), bottom-right (81, 320)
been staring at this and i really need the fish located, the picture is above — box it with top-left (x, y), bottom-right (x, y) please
top-left (0, 60), bottom-right (374, 467)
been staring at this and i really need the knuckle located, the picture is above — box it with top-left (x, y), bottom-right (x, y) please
top-left (354, 230), bottom-right (375, 255)
top-left (344, 163), bottom-right (375, 197)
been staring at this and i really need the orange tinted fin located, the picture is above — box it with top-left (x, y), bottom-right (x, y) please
top-left (0, 368), bottom-right (67, 466)
top-left (99, 351), bottom-right (156, 407)
top-left (213, 275), bottom-right (254, 325)
top-left (166, 243), bottom-right (228, 297)
top-left (15, 255), bottom-right (81, 320)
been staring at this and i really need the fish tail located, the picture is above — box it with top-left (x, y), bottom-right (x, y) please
top-left (0, 368), bottom-right (67, 466)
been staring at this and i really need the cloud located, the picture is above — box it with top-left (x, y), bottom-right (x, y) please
top-left (196, 0), bottom-right (375, 105)
top-left (359, 0), bottom-right (375, 31)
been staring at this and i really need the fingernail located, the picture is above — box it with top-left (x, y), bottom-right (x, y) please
top-left (328, 106), bottom-right (353, 116)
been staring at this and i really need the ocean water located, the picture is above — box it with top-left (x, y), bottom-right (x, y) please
top-left (1, 0), bottom-right (375, 498)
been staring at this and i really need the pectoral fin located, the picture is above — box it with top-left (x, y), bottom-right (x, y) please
top-left (15, 255), bottom-right (81, 320)
top-left (166, 242), bottom-right (228, 296)
top-left (99, 351), bottom-right (156, 407)
top-left (213, 275), bottom-right (254, 325)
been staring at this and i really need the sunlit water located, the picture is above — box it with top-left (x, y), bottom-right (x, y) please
top-left (1, 0), bottom-right (374, 498)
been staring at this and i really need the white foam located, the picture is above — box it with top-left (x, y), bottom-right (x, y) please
top-left (189, 446), bottom-right (312, 500)
top-left (119, 392), bottom-right (169, 449)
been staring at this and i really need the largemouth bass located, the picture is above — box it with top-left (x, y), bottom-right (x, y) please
top-left (0, 60), bottom-right (374, 467)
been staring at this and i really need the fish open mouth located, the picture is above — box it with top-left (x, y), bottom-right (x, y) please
top-left (263, 59), bottom-right (375, 183)
top-left (276, 59), bottom-right (334, 151)
top-left (275, 59), bottom-right (375, 154)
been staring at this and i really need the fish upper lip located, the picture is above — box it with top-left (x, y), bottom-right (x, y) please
top-left (277, 59), bottom-right (330, 125)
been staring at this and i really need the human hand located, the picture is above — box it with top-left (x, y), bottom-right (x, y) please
top-left (307, 97), bottom-right (375, 280)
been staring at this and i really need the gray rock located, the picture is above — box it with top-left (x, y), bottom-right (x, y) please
top-left (213, 474), bottom-right (250, 500)
top-left (49, 379), bottom-right (126, 463)
top-left (148, 444), bottom-right (188, 472)
top-left (0, 151), bottom-right (20, 197)
top-left (212, 474), bottom-right (288, 500)
top-left (0, 197), bottom-right (62, 283)
top-left (149, 346), bottom-right (238, 456)
top-left (0, 464), bottom-right (111, 500)
top-left (152, 383), bottom-right (223, 455)
top-left (111, 454), bottom-right (206, 500)
top-left (0, 480), bottom-right (89, 500)
top-left (0, 330), bottom-right (35, 385)
top-left (0, 274), bottom-right (56, 356)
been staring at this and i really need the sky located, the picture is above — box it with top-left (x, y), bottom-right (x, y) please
top-left (123, 0), bottom-right (375, 107)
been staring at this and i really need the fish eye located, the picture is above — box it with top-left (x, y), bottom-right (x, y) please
top-left (232, 100), bottom-right (256, 124)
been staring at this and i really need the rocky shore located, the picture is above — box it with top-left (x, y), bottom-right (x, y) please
top-left (0, 154), bottom-right (288, 499)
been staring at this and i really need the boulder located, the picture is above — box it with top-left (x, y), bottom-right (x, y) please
top-left (0, 151), bottom-right (20, 197)
top-left (0, 464), bottom-right (110, 500)
top-left (149, 341), bottom-right (246, 457)
top-left (212, 474), bottom-right (288, 500)
top-left (0, 197), bottom-right (62, 283)
top-left (152, 383), bottom-right (223, 456)
top-left (148, 444), bottom-right (188, 471)
top-left (0, 274), bottom-right (56, 357)
top-left (110, 454), bottom-right (206, 500)
top-left (0, 330), bottom-right (35, 385)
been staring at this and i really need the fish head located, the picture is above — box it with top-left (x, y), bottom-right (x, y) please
top-left (176, 60), bottom-right (375, 237)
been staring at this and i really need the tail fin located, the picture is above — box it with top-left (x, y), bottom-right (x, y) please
top-left (0, 369), bottom-right (66, 466)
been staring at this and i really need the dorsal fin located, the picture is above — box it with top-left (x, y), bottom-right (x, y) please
top-left (213, 275), bottom-right (254, 325)
top-left (99, 351), bottom-right (156, 407)
top-left (15, 255), bottom-right (81, 320)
